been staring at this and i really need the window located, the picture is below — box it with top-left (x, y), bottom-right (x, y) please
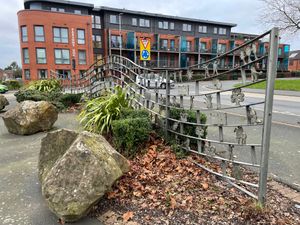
top-left (161, 39), bottom-right (168, 50)
top-left (38, 69), bottom-right (47, 79)
top-left (56, 70), bottom-right (71, 79)
top-left (54, 49), bottom-right (70, 64)
top-left (51, 7), bottom-right (64, 12)
top-left (110, 15), bottom-right (118, 24)
top-left (170, 39), bottom-right (175, 50)
top-left (186, 41), bottom-right (192, 51)
top-left (36, 48), bottom-right (46, 64)
top-left (77, 29), bottom-right (85, 44)
top-left (92, 15), bottom-right (101, 29)
top-left (158, 21), bottom-right (168, 29)
top-left (78, 50), bottom-right (86, 65)
top-left (213, 27), bottom-right (218, 34)
top-left (34, 25), bottom-right (45, 42)
top-left (132, 18), bottom-right (137, 26)
top-left (199, 25), bottom-right (207, 33)
top-left (79, 70), bottom-right (86, 79)
top-left (23, 48), bottom-right (29, 64)
top-left (21, 26), bottom-right (28, 42)
top-left (53, 27), bottom-right (68, 43)
top-left (139, 18), bottom-right (150, 27)
top-left (218, 43), bottom-right (227, 53)
top-left (183, 24), bottom-right (191, 31)
top-left (74, 10), bottom-right (81, 15)
top-left (219, 28), bottom-right (226, 35)
top-left (93, 35), bottom-right (102, 48)
top-left (24, 69), bottom-right (30, 80)
top-left (111, 35), bottom-right (122, 48)
top-left (200, 42), bottom-right (207, 52)
top-left (170, 22), bottom-right (174, 30)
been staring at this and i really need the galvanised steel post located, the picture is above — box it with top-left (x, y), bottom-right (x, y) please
top-left (258, 27), bottom-right (279, 205)
top-left (165, 70), bottom-right (170, 139)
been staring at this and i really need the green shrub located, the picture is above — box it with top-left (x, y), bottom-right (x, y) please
top-left (26, 79), bottom-right (61, 92)
top-left (14, 89), bottom-right (80, 111)
top-left (112, 117), bottom-right (152, 157)
top-left (2, 80), bottom-right (22, 90)
top-left (15, 89), bottom-right (48, 102)
top-left (120, 108), bottom-right (149, 119)
top-left (59, 93), bottom-right (83, 107)
top-left (79, 86), bottom-right (130, 134)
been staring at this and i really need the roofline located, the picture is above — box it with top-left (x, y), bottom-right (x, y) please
top-left (231, 32), bottom-right (259, 37)
top-left (95, 6), bottom-right (237, 27)
top-left (24, 0), bottom-right (94, 9)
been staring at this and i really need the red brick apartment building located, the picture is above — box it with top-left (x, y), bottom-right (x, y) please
top-left (18, 0), bottom-right (290, 82)
top-left (289, 50), bottom-right (300, 72)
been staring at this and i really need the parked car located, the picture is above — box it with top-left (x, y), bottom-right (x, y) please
top-left (0, 84), bottom-right (8, 93)
top-left (136, 73), bottom-right (175, 89)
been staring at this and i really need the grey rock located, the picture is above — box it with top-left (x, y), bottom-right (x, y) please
top-left (0, 94), bottom-right (9, 111)
top-left (2, 100), bottom-right (58, 135)
top-left (39, 129), bottom-right (129, 222)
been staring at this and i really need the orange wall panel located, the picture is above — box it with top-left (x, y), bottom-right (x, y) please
top-left (18, 10), bottom-right (93, 81)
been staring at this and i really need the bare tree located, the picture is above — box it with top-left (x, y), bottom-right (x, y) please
top-left (261, 0), bottom-right (300, 34)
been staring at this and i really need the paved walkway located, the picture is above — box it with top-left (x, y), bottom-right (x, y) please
top-left (0, 92), bottom-right (101, 225)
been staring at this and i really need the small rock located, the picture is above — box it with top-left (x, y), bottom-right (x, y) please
top-left (0, 94), bottom-right (9, 111)
top-left (2, 100), bottom-right (58, 135)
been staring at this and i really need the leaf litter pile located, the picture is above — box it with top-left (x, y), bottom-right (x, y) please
top-left (92, 135), bottom-right (300, 225)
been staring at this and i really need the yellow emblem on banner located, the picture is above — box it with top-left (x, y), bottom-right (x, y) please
top-left (139, 38), bottom-right (151, 61)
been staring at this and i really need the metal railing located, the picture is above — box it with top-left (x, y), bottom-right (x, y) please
top-left (59, 28), bottom-right (279, 206)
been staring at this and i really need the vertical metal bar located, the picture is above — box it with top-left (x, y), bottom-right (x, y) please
top-left (196, 109), bottom-right (202, 152)
top-left (258, 28), bottom-right (279, 206)
top-left (180, 95), bottom-right (184, 108)
top-left (195, 80), bottom-right (199, 95)
top-left (165, 70), bottom-right (170, 139)
top-left (251, 146), bottom-right (257, 165)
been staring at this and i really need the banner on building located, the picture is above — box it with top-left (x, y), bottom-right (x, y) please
top-left (139, 37), bottom-right (151, 61)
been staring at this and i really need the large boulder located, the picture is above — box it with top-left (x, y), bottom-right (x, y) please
top-left (2, 100), bottom-right (58, 135)
top-left (0, 94), bottom-right (9, 111)
top-left (38, 129), bottom-right (129, 222)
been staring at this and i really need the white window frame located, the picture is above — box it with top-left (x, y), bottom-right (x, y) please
top-left (213, 27), bottom-right (218, 34)
top-left (21, 26), bottom-right (28, 42)
top-left (219, 27), bottom-right (227, 35)
top-left (170, 22), bottom-right (174, 30)
top-left (199, 25), bottom-right (207, 33)
top-left (183, 23), bottom-right (191, 32)
top-left (110, 15), bottom-right (118, 24)
top-left (132, 18), bottom-right (137, 26)
top-left (139, 18), bottom-right (150, 27)
top-left (34, 25), bottom-right (45, 42)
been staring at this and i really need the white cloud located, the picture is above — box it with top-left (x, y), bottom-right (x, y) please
top-left (0, 0), bottom-right (299, 68)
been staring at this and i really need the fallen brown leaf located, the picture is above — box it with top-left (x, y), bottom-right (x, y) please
top-left (123, 211), bottom-right (134, 222)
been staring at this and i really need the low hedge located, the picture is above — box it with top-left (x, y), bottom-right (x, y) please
top-left (2, 80), bottom-right (22, 90)
top-left (14, 89), bottom-right (82, 111)
top-left (112, 109), bottom-right (152, 157)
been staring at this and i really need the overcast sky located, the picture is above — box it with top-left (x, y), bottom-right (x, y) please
top-left (0, 0), bottom-right (299, 68)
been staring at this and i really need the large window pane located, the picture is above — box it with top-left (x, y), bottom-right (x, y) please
top-left (53, 27), bottom-right (68, 43)
top-left (55, 49), bottom-right (70, 64)
top-left (36, 48), bottom-right (46, 64)
top-left (23, 48), bottom-right (29, 64)
top-left (24, 69), bottom-right (30, 80)
top-left (21, 26), bottom-right (28, 42)
top-left (110, 15), bottom-right (118, 24)
top-left (38, 69), bottom-right (48, 79)
top-left (78, 50), bottom-right (86, 64)
top-left (77, 29), bottom-right (85, 44)
top-left (34, 26), bottom-right (45, 42)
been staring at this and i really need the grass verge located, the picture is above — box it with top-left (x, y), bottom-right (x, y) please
top-left (234, 79), bottom-right (300, 91)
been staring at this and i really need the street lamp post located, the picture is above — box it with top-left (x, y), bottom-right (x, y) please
top-left (119, 13), bottom-right (123, 57)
